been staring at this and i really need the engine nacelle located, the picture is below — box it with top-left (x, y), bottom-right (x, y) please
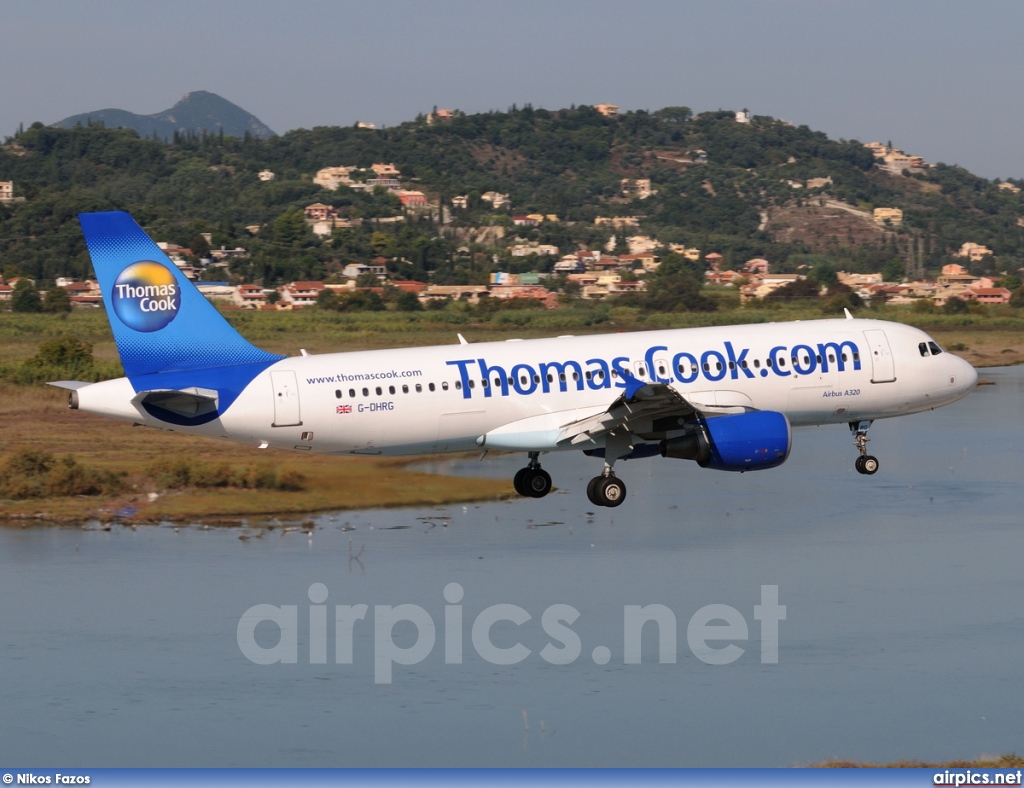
top-left (660, 411), bottom-right (791, 472)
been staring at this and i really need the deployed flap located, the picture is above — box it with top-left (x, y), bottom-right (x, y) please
top-left (555, 372), bottom-right (699, 449)
top-left (131, 387), bottom-right (219, 419)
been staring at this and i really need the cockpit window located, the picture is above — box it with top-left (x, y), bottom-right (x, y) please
top-left (928, 341), bottom-right (943, 355)
top-left (919, 342), bottom-right (930, 357)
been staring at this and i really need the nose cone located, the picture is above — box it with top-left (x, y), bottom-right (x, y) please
top-left (952, 354), bottom-right (978, 399)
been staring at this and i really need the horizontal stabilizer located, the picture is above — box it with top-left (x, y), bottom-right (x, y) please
top-left (47, 380), bottom-right (93, 391)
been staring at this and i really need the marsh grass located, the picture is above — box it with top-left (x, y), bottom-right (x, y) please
top-left (813, 754), bottom-right (1024, 768)
top-left (0, 383), bottom-right (507, 522)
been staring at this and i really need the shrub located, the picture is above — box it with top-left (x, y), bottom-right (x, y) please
top-left (0, 335), bottom-right (122, 385)
top-left (0, 449), bottom-right (124, 500)
top-left (146, 457), bottom-right (306, 491)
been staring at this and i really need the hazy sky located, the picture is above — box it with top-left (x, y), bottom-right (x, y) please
top-left (3, 0), bottom-right (1022, 180)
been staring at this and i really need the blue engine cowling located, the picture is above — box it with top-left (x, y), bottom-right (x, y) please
top-left (660, 411), bottom-right (791, 472)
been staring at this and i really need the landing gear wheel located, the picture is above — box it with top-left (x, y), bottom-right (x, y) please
top-left (513, 468), bottom-right (530, 496)
top-left (588, 476), bottom-right (627, 507)
top-left (524, 468), bottom-right (552, 498)
top-left (850, 420), bottom-right (879, 477)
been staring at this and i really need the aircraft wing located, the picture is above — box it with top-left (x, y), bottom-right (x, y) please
top-left (555, 375), bottom-right (699, 449)
top-left (479, 372), bottom-right (703, 452)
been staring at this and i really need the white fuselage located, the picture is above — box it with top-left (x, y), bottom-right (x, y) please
top-left (74, 317), bottom-right (977, 457)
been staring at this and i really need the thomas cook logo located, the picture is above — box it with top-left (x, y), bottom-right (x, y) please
top-left (111, 261), bottom-right (180, 332)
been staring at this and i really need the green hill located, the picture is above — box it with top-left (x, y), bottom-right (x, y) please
top-left (1, 104), bottom-right (1022, 290)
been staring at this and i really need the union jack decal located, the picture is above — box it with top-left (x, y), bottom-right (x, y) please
top-left (336, 405), bottom-right (352, 414)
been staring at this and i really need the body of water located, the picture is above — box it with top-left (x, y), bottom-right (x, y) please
top-left (2, 367), bottom-right (1022, 766)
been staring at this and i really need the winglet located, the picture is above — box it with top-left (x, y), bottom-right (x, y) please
top-left (458, 333), bottom-right (468, 345)
top-left (619, 369), bottom-right (648, 401)
top-left (844, 308), bottom-right (854, 320)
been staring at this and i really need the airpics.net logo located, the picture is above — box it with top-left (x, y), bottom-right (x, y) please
top-left (111, 261), bottom-right (180, 332)
top-left (237, 583), bottom-right (786, 684)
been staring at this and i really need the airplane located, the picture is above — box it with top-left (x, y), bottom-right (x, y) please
top-left (51, 211), bottom-right (978, 508)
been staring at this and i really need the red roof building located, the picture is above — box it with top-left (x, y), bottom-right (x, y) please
top-left (965, 287), bottom-right (1012, 305)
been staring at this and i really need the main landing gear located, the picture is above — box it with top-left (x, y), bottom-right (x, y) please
top-left (586, 472), bottom-right (627, 508)
top-left (513, 452), bottom-right (552, 498)
top-left (511, 449), bottom-right (629, 507)
top-left (850, 420), bottom-right (879, 475)
top-left (586, 429), bottom-right (630, 507)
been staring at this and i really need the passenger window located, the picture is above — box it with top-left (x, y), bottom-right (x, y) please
top-left (415, 384), bottom-right (422, 393)
top-left (469, 380), bottom-right (475, 389)
top-left (335, 389), bottom-right (342, 399)
top-left (929, 341), bottom-right (943, 355)
top-left (559, 373), bottom-right (566, 382)
top-left (402, 385), bottom-right (408, 394)
top-left (362, 387), bottom-right (369, 397)
top-left (349, 389), bottom-right (355, 398)
top-left (586, 371), bottom-right (593, 380)
top-left (919, 342), bottom-right (930, 357)
top-left (728, 361), bottom-right (735, 370)
top-left (767, 358), bottom-right (773, 367)
top-left (853, 352), bottom-right (860, 362)
top-left (376, 386), bottom-right (382, 396)
top-left (829, 354), bottom-right (835, 363)
top-left (716, 362), bottom-right (723, 371)
top-left (753, 359), bottom-right (760, 368)
top-left (389, 385), bottom-right (395, 395)
top-left (534, 374), bottom-right (541, 383)
top-left (841, 353), bottom-right (847, 362)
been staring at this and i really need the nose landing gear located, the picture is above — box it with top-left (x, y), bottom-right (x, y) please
top-left (850, 420), bottom-right (879, 475)
top-left (513, 452), bottom-right (552, 498)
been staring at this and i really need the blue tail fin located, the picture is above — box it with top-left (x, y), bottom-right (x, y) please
top-left (79, 211), bottom-right (284, 417)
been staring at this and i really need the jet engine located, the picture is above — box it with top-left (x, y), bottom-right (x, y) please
top-left (660, 411), bottom-right (791, 472)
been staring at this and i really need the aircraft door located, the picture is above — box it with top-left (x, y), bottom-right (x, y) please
top-left (863, 329), bottom-right (896, 383)
top-left (271, 370), bottom-right (302, 426)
